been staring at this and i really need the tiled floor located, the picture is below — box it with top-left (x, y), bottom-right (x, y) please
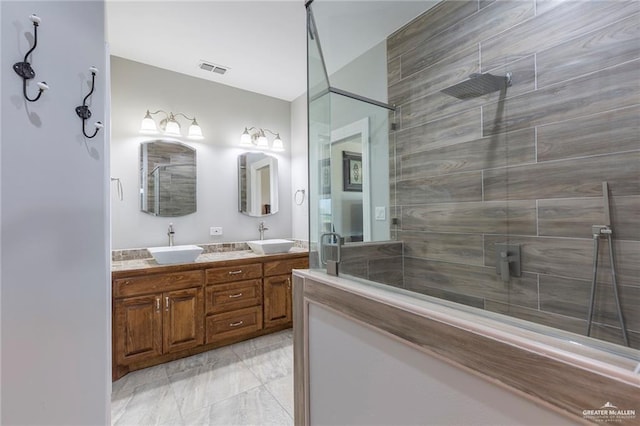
top-left (111, 329), bottom-right (294, 426)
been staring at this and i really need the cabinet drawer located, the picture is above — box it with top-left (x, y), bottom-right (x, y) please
top-left (264, 257), bottom-right (309, 277)
top-left (205, 306), bottom-right (262, 344)
top-left (206, 263), bottom-right (262, 284)
top-left (114, 270), bottom-right (203, 298)
top-left (205, 279), bottom-right (262, 314)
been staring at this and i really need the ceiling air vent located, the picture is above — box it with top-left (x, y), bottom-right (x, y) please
top-left (198, 61), bottom-right (229, 75)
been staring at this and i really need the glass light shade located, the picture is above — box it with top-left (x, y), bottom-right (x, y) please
top-left (256, 132), bottom-right (269, 148)
top-left (164, 119), bottom-right (181, 137)
top-left (271, 135), bottom-right (284, 151)
top-left (240, 128), bottom-right (253, 146)
top-left (187, 119), bottom-right (204, 140)
top-left (140, 113), bottom-right (158, 134)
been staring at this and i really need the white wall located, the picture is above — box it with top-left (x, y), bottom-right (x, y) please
top-left (290, 93), bottom-right (308, 241)
top-left (1, 1), bottom-right (110, 424)
top-left (110, 57), bottom-right (293, 249)
top-left (308, 304), bottom-right (574, 426)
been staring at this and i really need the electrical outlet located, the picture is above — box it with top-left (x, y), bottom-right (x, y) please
top-left (210, 227), bottom-right (223, 236)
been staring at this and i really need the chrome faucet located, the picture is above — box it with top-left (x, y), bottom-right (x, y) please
top-left (258, 221), bottom-right (269, 240)
top-left (168, 223), bottom-right (175, 246)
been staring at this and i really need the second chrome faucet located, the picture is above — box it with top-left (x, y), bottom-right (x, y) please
top-left (258, 221), bottom-right (269, 240)
top-left (168, 223), bottom-right (175, 246)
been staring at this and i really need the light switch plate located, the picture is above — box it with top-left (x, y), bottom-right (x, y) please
top-left (210, 227), bottom-right (223, 236)
top-left (375, 206), bottom-right (386, 221)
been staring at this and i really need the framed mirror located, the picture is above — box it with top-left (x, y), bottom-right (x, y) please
top-left (238, 152), bottom-right (278, 217)
top-left (140, 140), bottom-right (196, 217)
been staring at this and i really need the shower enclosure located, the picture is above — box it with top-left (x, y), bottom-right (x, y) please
top-left (306, 0), bottom-right (640, 355)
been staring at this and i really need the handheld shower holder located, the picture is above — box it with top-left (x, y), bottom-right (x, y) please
top-left (591, 225), bottom-right (612, 237)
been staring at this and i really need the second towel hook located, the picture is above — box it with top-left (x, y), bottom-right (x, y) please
top-left (75, 66), bottom-right (103, 139)
top-left (294, 189), bottom-right (306, 205)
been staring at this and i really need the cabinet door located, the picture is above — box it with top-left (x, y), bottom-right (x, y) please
top-left (163, 287), bottom-right (204, 354)
top-left (114, 294), bottom-right (162, 365)
top-left (263, 275), bottom-right (292, 328)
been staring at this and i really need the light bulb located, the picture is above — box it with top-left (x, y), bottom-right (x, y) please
top-left (256, 130), bottom-right (269, 148)
top-left (271, 134), bottom-right (284, 151)
top-left (164, 119), bottom-right (181, 137)
top-left (187, 119), bottom-right (204, 140)
top-left (140, 111), bottom-right (158, 134)
top-left (240, 128), bottom-right (252, 146)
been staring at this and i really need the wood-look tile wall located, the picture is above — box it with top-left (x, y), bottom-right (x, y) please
top-left (314, 242), bottom-right (404, 288)
top-left (387, 0), bottom-right (640, 349)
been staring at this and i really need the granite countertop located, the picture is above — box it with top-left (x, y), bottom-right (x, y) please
top-left (112, 247), bottom-right (308, 272)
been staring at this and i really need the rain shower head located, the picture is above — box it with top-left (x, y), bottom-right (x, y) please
top-left (441, 72), bottom-right (512, 100)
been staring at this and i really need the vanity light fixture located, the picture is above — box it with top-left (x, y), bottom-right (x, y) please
top-left (240, 127), bottom-right (284, 152)
top-left (13, 14), bottom-right (49, 102)
top-left (140, 110), bottom-right (204, 140)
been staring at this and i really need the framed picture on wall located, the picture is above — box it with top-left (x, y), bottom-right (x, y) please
top-left (343, 151), bottom-right (362, 192)
top-left (320, 158), bottom-right (331, 195)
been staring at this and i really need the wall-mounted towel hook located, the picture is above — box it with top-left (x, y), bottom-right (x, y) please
top-left (111, 177), bottom-right (123, 201)
top-left (75, 66), bottom-right (103, 139)
top-left (13, 14), bottom-right (49, 102)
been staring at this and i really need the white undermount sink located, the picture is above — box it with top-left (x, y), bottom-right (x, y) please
top-left (247, 239), bottom-right (294, 255)
top-left (148, 245), bottom-right (203, 265)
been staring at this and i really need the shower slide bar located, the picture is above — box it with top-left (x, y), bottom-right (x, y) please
top-left (586, 182), bottom-right (629, 347)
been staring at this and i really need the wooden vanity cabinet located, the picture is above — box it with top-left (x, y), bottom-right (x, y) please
top-left (112, 252), bottom-right (308, 380)
top-left (113, 270), bottom-right (204, 370)
top-left (263, 257), bottom-right (308, 328)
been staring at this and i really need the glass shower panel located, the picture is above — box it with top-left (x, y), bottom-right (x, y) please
top-left (309, 0), bottom-right (438, 105)
top-left (307, 4), bottom-right (332, 270)
top-left (308, 4), bottom-right (395, 270)
top-left (326, 93), bottom-right (391, 243)
top-left (309, 92), bottom-right (393, 269)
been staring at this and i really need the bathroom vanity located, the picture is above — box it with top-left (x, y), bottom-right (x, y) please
top-left (111, 250), bottom-right (307, 380)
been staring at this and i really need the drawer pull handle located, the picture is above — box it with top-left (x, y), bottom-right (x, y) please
top-left (229, 320), bottom-right (244, 327)
top-left (165, 296), bottom-right (169, 311)
top-left (228, 293), bottom-right (244, 298)
top-left (156, 297), bottom-right (160, 312)
top-left (228, 270), bottom-right (243, 275)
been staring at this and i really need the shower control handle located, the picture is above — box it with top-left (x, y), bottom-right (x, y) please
top-left (499, 251), bottom-right (511, 283)
top-left (495, 243), bottom-right (521, 282)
